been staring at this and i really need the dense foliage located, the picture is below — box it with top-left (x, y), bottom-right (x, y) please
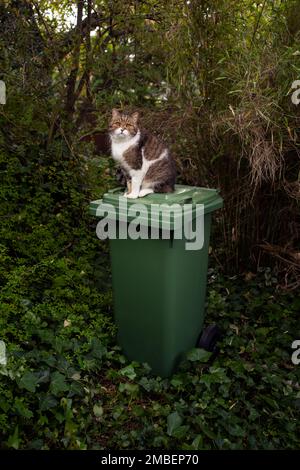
top-left (1, 0), bottom-right (300, 273)
top-left (1, 224), bottom-right (299, 449)
top-left (0, 0), bottom-right (299, 450)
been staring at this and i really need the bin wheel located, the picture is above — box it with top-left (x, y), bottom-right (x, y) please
top-left (197, 324), bottom-right (221, 354)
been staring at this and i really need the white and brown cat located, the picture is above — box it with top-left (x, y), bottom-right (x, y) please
top-left (109, 109), bottom-right (176, 198)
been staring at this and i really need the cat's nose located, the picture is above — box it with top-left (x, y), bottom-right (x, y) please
top-left (120, 128), bottom-right (124, 133)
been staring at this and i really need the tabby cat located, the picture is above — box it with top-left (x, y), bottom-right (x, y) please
top-left (109, 109), bottom-right (176, 198)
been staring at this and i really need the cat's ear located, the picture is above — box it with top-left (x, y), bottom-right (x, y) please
top-left (131, 111), bottom-right (139, 124)
top-left (112, 108), bottom-right (120, 119)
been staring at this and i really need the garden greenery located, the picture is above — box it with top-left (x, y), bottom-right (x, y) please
top-left (0, 0), bottom-right (299, 449)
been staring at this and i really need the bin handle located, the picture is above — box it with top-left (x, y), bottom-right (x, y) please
top-left (192, 190), bottom-right (218, 205)
top-left (181, 196), bottom-right (193, 203)
top-left (169, 196), bottom-right (193, 204)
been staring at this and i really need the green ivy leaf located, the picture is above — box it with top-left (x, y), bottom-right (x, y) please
top-left (7, 426), bottom-right (20, 450)
top-left (167, 411), bottom-right (183, 436)
top-left (50, 371), bottom-right (69, 395)
top-left (172, 425), bottom-right (190, 439)
top-left (14, 398), bottom-right (33, 419)
top-left (39, 394), bottom-right (58, 411)
top-left (120, 365), bottom-right (136, 380)
top-left (186, 348), bottom-right (212, 363)
top-left (192, 434), bottom-right (203, 450)
top-left (19, 371), bottom-right (39, 392)
top-left (170, 376), bottom-right (183, 387)
top-left (90, 338), bottom-right (107, 360)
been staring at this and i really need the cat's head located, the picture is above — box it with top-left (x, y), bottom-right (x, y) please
top-left (109, 109), bottom-right (139, 141)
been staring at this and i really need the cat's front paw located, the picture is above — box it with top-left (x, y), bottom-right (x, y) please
top-left (125, 193), bottom-right (139, 199)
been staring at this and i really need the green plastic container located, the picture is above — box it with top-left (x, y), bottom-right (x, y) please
top-left (89, 185), bottom-right (223, 377)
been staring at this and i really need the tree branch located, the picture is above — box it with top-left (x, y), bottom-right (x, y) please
top-left (55, 11), bottom-right (104, 63)
top-left (84, 0), bottom-right (92, 101)
top-left (65, 0), bottom-right (84, 116)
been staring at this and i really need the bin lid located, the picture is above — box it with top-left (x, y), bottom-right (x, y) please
top-left (90, 184), bottom-right (223, 230)
top-left (89, 184), bottom-right (223, 228)
top-left (90, 185), bottom-right (222, 211)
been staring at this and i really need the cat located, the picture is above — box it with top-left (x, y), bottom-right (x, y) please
top-left (108, 109), bottom-right (176, 198)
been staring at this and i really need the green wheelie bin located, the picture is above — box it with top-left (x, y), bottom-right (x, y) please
top-left (89, 184), bottom-right (223, 377)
